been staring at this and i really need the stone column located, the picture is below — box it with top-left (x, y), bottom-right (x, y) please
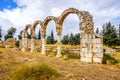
top-left (41, 36), bottom-right (46, 54)
top-left (30, 37), bottom-right (35, 52)
top-left (30, 30), bottom-right (35, 52)
top-left (56, 24), bottom-right (62, 57)
top-left (56, 34), bottom-right (62, 57)
top-left (21, 32), bottom-right (28, 51)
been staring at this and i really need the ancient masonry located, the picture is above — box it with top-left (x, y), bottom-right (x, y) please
top-left (20, 8), bottom-right (103, 63)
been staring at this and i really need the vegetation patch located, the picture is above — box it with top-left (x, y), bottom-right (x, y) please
top-left (10, 63), bottom-right (60, 80)
top-left (62, 49), bottom-right (80, 60)
top-left (102, 54), bottom-right (118, 64)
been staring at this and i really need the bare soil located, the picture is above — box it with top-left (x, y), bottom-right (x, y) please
top-left (0, 48), bottom-right (120, 80)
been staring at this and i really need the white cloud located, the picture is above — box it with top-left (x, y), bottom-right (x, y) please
top-left (0, 0), bottom-right (120, 39)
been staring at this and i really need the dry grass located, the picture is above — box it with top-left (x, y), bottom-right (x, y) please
top-left (0, 48), bottom-right (120, 80)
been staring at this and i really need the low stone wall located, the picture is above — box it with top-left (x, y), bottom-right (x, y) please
top-left (20, 39), bottom-right (42, 50)
top-left (0, 38), bottom-right (16, 48)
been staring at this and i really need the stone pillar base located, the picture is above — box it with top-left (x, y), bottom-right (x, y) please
top-left (56, 53), bottom-right (62, 58)
top-left (80, 57), bottom-right (92, 63)
top-left (21, 48), bottom-right (26, 52)
top-left (30, 50), bottom-right (36, 53)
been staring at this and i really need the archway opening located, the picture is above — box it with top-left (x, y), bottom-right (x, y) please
top-left (34, 24), bottom-right (42, 52)
top-left (46, 20), bottom-right (57, 56)
top-left (61, 14), bottom-right (80, 59)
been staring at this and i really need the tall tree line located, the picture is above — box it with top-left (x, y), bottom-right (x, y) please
top-left (62, 33), bottom-right (80, 45)
top-left (46, 30), bottom-right (55, 44)
top-left (100, 22), bottom-right (120, 46)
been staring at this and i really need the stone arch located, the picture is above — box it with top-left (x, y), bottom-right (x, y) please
top-left (21, 24), bottom-right (32, 51)
top-left (56, 8), bottom-right (96, 62)
top-left (42, 16), bottom-right (58, 36)
top-left (58, 8), bottom-right (82, 25)
top-left (32, 20), bottom-right (43, 38)
top-left (56, 8), bottom-right (83, 57)
top-left (30, 20), bottom-right (43, 52)
top-left (24, 24), bottom-right (32, 34)
top-left (41, 16), bottom-right (58, 54)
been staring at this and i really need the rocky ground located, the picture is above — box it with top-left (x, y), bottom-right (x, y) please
top-left (0, 48), bottom-right (120, 80)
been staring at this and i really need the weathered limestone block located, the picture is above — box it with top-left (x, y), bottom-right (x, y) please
top-left (56, 34), bottom-right (62, 57)
top-left (41, 37), bottom-right (46, 54)
top-left (21, 32), bottom-right (28, 51)
top-left (56, 24), bottom-right (62, 57)
top-left (30, 38), bottom-right (35, 52)
top-left (92, 34), bottom-right (103, 63)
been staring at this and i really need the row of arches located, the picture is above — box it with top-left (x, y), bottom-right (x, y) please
top-left (21, 8), bottom-right (103, 63)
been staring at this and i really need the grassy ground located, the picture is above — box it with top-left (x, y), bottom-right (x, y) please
top-left (0, 48), bottom-right (120, 80)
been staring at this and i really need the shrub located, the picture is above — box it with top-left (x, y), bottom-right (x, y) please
top-left (62, 49), bottom-right (80, 59)
top-left (102, 54), bottom-right (118, 64)
top-left (16, 40), bottom-right (20, 47)
top-left (10, 63), bottom-right (60, 80)
top-left (67, 52), bottom-right (80, 59)
top-left (46, 48), bottom-right (57, 57)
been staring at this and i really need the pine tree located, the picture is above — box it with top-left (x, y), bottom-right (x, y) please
top-left (38, 29), bottom-right (41, 40)
top-left (69, 33), bottom-right (74, 45)
top-left (102, 22), bottom-right (118, 46)
top-left (118, 24), bottom-right (120, 38)
top-left (62, 34), bottom-right (69, 44)
top-left (96, 27), bottom-right (99, 34)
top-left (0, 26), bottom-right (2, 41)
top-left (51, 30), bottom-right (54, 44)
top-left (18, 30), bottom-right (23, 40)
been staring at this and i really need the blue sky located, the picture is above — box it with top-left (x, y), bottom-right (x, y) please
top-left (0, 0), bottom-right (17, 11)
top-left (0, 0), bottom-right (120, 39)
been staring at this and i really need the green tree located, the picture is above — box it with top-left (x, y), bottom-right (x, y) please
top-left (0, 26), bottom-right (2, 41)
top-left (102, 22), bottom-right (118, 46)
top-left (69, 33), bottom-right (74, 45)
top-left (46, 30), bottom-right (55, 44)
top-left (96, 27), bottom-right (99, 34)
top-left (62, 33), bottom-right (80, 45)
top-left (74, 33), bottom-right (80, 45)
top-left (38, 29), bottom-right (41, 40)
top-left (46, 36), bottom-right (52, 44)
top-left (4, 27), bottom-right (16, 40)
top-left (18, 30), bottom-right (23, 40)
top-left (118, 24), bottom-right (120, 38)
top-left (62, 34), bottom-right (69, 44)
top-left (51, 30), bottom-right (54, 44)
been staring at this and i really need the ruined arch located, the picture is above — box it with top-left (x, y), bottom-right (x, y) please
top-left (21, 8), bottom-right (103, 63)
top-left (30, 20), bottom-right (43, 52)
top-left (58, 8), bottom-right (82, 25)
top-left (32, 20), bottom-right (43, 38)
top-left (21, 24), bottom-right (32, 51)
top-left (40, 16), bottom-right (58, 54)
top-left (44, 16), bottom-right (58, 27)
top-left (24, 24), bottom-right (32, 34)
top-left (43, 16), bottom-right (58, 36)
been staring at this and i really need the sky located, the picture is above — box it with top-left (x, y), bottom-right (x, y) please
top-left (0, 0), bottom-right (120, 39)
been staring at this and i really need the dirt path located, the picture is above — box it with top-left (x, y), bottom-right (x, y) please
top-left (0, 48), bottom-right (120, 80)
